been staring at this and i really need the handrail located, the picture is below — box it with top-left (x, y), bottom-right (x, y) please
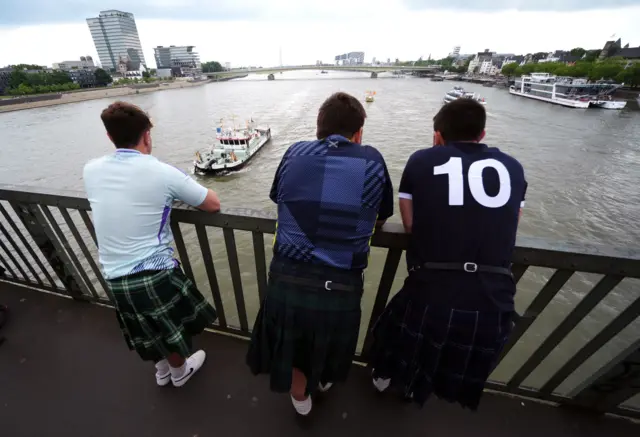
top-left (0, 184), bottom-right (638, 419)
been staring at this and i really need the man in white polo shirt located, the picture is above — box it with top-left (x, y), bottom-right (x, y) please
top-left (84, 101), bottom-right (220, 388)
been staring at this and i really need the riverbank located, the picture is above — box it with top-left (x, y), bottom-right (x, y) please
top-left (0, 79), bottom-right (212, 113)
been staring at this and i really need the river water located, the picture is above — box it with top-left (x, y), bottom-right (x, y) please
top-left (0, 71), bottom-right (638, 400)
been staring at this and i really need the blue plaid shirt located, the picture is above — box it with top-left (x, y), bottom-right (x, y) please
top-left (270, 135), bottom-right (394, 271)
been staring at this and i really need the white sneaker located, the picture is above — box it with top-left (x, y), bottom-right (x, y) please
top-left (171, 350), bottom-right (206, 387)
top-left (372, 370), bottom-right (391, 393)
top-left (291, 395), bottom-right (312, 416)
top-left (318, 382), bottom-right (333, 393)
top-left (155, 359), bottom-right (171, 387)
top-left (156, 370), bottom-right (171, 386)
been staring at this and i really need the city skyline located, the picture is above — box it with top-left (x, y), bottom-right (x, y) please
top-left (86, 10), bottom-right (146, 71)
top-left (1, 2), bottom-right (639, 68)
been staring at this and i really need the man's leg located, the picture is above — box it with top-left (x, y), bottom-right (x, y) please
top-left (290, 367), bottom-right (312, 415)
top-left (168, 350), bottom-right (207, 388)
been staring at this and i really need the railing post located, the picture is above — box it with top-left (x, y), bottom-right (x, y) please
top-left (10, 202), bottom-right (85, 299)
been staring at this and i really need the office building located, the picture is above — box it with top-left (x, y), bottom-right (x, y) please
top-left (86, 10), bottom-right (146, 72)
top-left (334, 52), bottom-right (365, 65)
top-left (450, 46), bottom-right (461, 58)
top-left (53, 56), bottom-right (95, 71)
top-left (153, 46), bottom-right (202, 76)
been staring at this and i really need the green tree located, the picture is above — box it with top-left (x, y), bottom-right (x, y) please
top-left (583, 50), bottom-right (600, 62)
top-left (8, 70), bottom-right (28, 89)
top-left (94, 68), bottom-right (113, 86)
top-left (12, 64), bottom-right (44, 70)
top-left (570, 47), bottom-right (586, 58)
top-left (202, 61), bottom-right (224, 72)
top-left (142, 70), bottom-right (150, 78)
top-left (615, 64), bottom-right (640, 87)
top-left (589, 61), bottom-right (623, 81)
top-left (501, 62), bottom-right (519, 77)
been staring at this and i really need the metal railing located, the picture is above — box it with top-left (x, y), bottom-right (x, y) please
top-left (0, 184), bottom-right (638, 419)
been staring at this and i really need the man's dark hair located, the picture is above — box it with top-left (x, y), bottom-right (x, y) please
top-left (433, 99), bottom-right (486, 142)
top-left (316, 92), bottom-right (366, 140)
top-left (100, 101), bottom-right (153, 148)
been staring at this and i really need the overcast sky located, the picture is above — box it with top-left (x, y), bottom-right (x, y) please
top-left (1, 0), bottom-right (639, 68)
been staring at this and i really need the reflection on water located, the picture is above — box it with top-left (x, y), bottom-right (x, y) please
top-left (0, 71), bottom-right (638, 399)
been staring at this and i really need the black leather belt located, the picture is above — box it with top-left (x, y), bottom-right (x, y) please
top-left (269, 272), bottom-right (361, 291)
top-left (410, 262), bottom-right (512, 277)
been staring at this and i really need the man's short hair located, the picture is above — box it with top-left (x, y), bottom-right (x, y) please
top-left (100, 101), bottom-right (153, 149)
top-left (433, 99), bottom-right (486, 142)
top-left (316, 92), bottom-right (367, 140)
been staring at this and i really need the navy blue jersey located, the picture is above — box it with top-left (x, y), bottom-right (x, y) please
top-left (271, 135), bottom-right (394, 271)
top-left (399, 142), bottom-right (526, 311)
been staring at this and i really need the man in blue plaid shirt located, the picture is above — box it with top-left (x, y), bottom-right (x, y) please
top-left (247, 92), bottom-right (394, 416)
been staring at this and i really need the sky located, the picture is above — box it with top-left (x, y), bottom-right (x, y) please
top-left (1, 0), bottom-right (639, 69)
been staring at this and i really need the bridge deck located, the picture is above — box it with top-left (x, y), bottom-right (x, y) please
top-left (0, 282), bottom-right (637, 437)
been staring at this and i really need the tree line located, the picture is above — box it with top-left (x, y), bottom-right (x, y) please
top-left (202, 61), bottom-right (224, 73)
top-left (3, 66), bottom-right (114, 96)
top-left (395, 56), bottom-right (470, 73)
top-left (501, 59), bottom-right (640, 87)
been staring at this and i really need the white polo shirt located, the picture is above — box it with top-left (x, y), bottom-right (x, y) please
top-left (83, 149), bottom-right (208, 279)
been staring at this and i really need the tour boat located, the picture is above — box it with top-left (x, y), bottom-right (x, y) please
top-left (510, 73), bottom-right (625, 109)
top-left (443, 87), bottom-right (486, 105)
top-left (194, 118), bottom-right (271, 175)
top-left (365, 90), bottom-right (376, 102)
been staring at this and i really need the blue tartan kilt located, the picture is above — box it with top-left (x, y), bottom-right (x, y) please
top-left (246, 256), bottom-right (364, 395)
top-left (369, 275), bottom-right (513, 410)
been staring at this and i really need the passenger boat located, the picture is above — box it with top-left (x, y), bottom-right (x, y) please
top-left (194, 118), bottom-right (271, 174)
top-left (365, 90), bottom-right (376, 102)
top-left (510, 73), bottom-right (626, 109)
top-left (443, 86), bottom-right (486, 105)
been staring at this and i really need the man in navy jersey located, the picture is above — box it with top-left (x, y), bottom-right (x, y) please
top-left (247, 92), bottom-right (394, 416)
top-left (368, 98), bottom-right (526, 410)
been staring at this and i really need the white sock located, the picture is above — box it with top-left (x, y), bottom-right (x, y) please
top-left (155, 359), bottom-right (170, 375)
top-left (170, 362), bottom-right (187, 379)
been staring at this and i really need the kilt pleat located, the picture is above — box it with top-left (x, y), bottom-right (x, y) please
top-left (369, 276), bottom-right (513, 410)
top-left (247, 257), bottom-right (363, 395)
top-left (106, 268), bottom-right (217, 362)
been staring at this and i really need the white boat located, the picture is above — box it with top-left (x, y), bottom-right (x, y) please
top-left (510, 73), bottom-right (625, 109)
top-left (194, 118), bottom-right (271, 174)
top-left (365, 90), bottom-right (376, 102)
top-left (443, 86), bottom-right (486, 105)
top-left (589, 99), bottom-right (627, 110)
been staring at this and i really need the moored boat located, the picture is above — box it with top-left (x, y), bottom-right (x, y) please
top-left (194, 118), bottom-right (271, 175)
top-left (510, 73), bottom-right (625, 109)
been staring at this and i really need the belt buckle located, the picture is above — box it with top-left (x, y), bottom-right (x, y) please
top-left (325, 281), bottom-right (332, 291)
top-left (464, 262), bottom-right (478, 273)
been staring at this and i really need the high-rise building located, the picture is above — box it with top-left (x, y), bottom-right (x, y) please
top-left (334, 51), bottom-right (365, 65)
top-left (86, 10), bottom-right (146, 72)
top-left (153, 46), bottom-right (202, 76)
top-left (450, 46), bottom-right (461, 58)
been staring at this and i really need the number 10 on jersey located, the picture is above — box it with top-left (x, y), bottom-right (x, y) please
top-left (434, 157), bottom-right (511, 208)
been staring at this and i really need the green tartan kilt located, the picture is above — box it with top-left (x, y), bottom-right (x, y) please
top-left (106, 268), bottom-right (217, 362)
top-left (247, 257), bottom-right (364, 395)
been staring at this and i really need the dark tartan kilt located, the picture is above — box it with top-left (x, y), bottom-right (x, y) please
top-left (106, 268), bottom-right (217, 362)
top-left (246, 256), bottom-right (364, 395)
top-left (369, 275), bottom-right (513, 410)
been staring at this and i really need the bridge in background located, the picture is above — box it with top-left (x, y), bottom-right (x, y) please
top-left (0, 185), bottom-right (639, 435)
top-left (205, 64), bottom-right (442, 79)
